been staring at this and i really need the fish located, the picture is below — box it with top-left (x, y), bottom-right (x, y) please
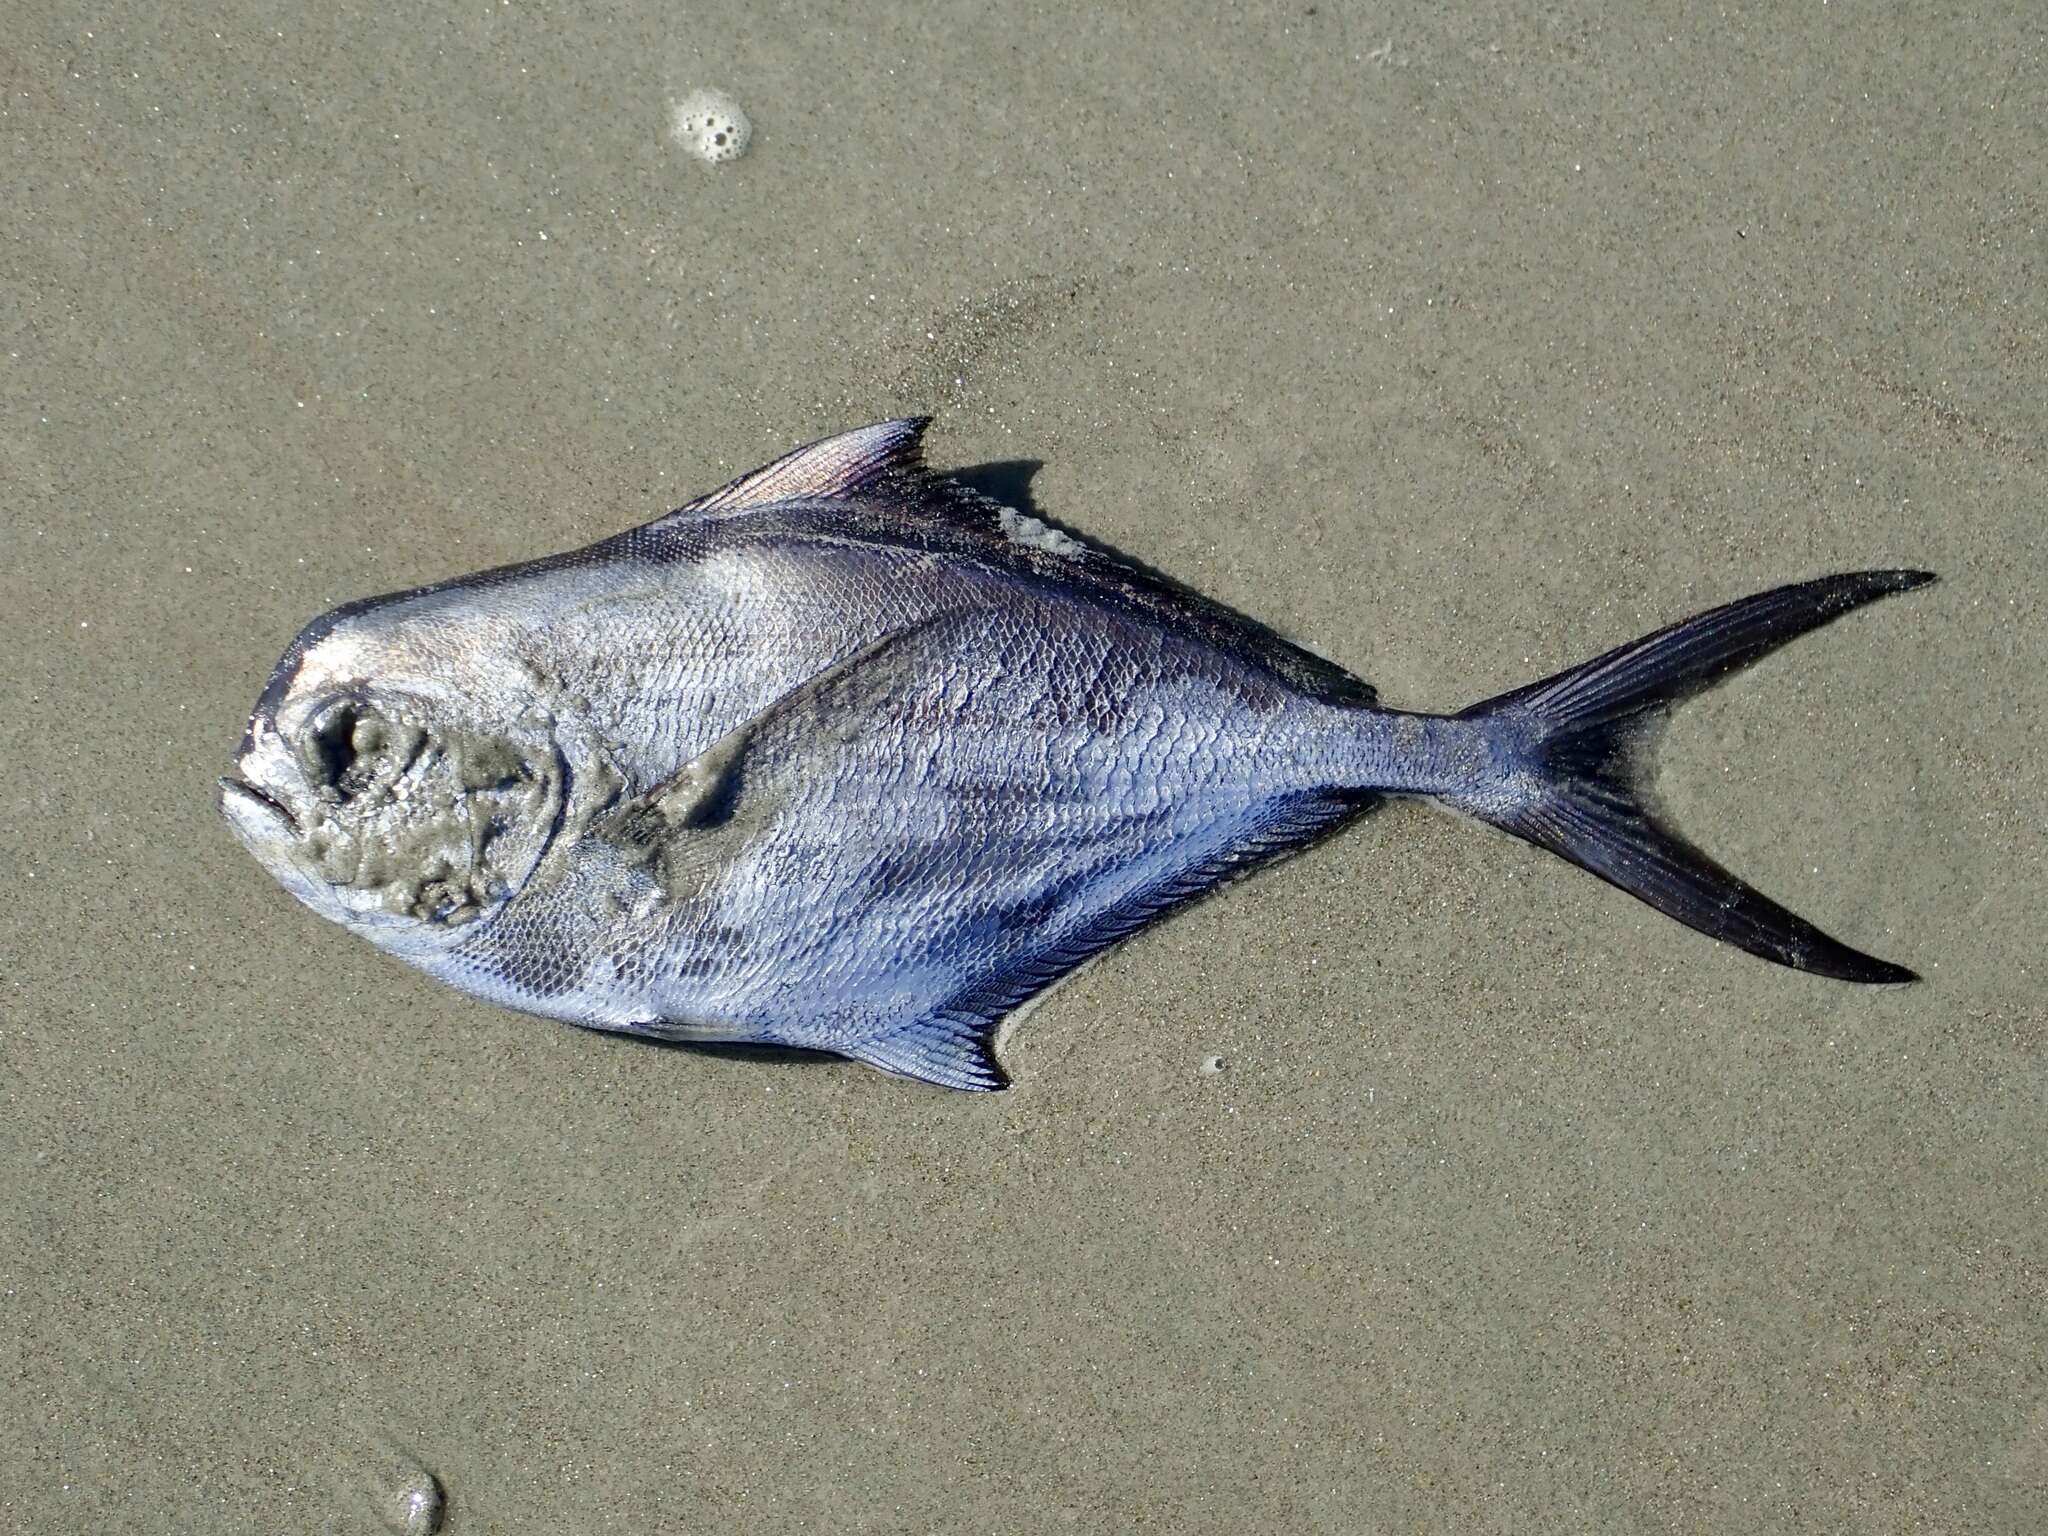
top-left (219, 417), bottom-right (1932, 1090)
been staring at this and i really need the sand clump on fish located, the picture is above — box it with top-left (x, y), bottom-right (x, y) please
top-left (220, 418), bottom-right (1932, 1089)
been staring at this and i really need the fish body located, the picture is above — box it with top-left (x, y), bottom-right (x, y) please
top-left (221, 419), bottom-right (1929, 1088)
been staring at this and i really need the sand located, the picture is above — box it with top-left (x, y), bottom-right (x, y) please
top-left (4, 2), bottom-right (2042, 1530)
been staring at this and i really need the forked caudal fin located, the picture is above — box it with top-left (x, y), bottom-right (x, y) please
top-left (1444, 570), bottom-right (1934, 983)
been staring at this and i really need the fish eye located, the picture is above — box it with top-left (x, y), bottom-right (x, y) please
top-left (302, 698), bottom-right (364, 791)
top-left (299, 697), bottom-right (428, 802)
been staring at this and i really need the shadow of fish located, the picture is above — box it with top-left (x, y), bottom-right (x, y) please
top-left (219, 419), bottom-right (1931, 1089)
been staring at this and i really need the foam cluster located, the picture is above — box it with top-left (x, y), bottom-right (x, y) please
top-left (670, 89), bottom-right (751, 164)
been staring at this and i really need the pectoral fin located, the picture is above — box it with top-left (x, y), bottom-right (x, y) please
top-left (595, 612), bottom-right (973, 885)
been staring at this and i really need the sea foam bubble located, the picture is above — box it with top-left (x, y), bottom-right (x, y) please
top-left (669, 89), bottom-right (751, 165)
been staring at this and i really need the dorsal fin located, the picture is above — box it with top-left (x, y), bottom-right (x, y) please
top-left (639, 416), bottom-right (1376, 708)
top-left (683, 418), bottom-right (932, 515)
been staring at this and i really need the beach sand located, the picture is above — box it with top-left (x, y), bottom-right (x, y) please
top-left (4, 2), bottom-right (2042, 1529)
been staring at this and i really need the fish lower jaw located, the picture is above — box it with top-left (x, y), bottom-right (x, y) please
top-left (218, 775), bottom-right (301, 837)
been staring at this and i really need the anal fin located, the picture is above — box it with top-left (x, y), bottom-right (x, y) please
top-left (844, 789), bottom-right (1367, 1092)
top-left (848, 1012), bottom-right (1008, 1092)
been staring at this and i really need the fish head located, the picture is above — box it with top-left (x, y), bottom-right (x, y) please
top-left (220, 599), bottom-right (568, 960)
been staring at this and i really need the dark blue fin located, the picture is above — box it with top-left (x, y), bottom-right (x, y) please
top-left (1451, 570), bottom-right (1933, 983)
top-left (851, 791), bottom-right (1371, 1090)
top-left (848, 1012), bottom-right (1010, 1092)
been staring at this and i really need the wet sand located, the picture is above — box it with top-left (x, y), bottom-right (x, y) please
top-left (4, 2), bottom-right (2042, 1530)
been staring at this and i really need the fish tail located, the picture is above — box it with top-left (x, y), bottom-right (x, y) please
top-left (1440, 569), bottom-right (1933, 982)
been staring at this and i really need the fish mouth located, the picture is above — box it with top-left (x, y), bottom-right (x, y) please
top-left (217, 775), bottom-right (301, 837)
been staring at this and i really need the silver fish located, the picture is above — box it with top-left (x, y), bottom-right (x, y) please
top-left (219, 418), bottom-right (1930, 1089)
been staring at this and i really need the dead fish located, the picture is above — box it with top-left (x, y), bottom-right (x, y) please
top-left (219, 418), bottom-right (1931, 1089)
